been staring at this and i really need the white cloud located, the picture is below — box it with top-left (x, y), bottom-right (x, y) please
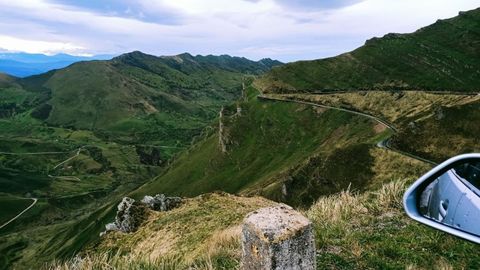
top-left (0, 0), bottom-right (477, 61)
top-left (0, 35), bottom-right (85, 55)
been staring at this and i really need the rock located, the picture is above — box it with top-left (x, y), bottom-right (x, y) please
top-left (112, 197), bottom-right (148, 233)
top-left (102, 195), bottom-right (181, 235)
top-left (141, 194), bottom-right (182, 211)
top-left (241, 205), bottom-right (316, 270)
top-left (105, 222), bottom-right (118, 232)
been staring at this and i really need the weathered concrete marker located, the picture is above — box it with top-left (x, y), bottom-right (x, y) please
top-left (241, 205), bottom-right (316, 270)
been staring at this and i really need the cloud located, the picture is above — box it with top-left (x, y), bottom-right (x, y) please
top-left (47, 0), bottom-right (183, 24)
top-left (0, 35), bottom-right (85, 55)
top-left (274, 0), bottom-right (364, 10)
top-left (0, 0), bottom-right (477, 62)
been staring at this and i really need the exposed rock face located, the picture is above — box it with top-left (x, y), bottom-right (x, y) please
top-left (106, 197), bottom-right (148, 233)
top-left (141, 194), bottom-right (182, 211)
top-left (241, 205), bottom-right (316, 270)
top-left (219, 106), bottom-right (228, 153)
top-left (103, 195), bottom-right (183, 235)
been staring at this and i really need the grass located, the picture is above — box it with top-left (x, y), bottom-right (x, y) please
top-left (277, 91), bottom-right (480, 125)
top-left (273, 91), bottom-right (480, 163)
top-left (132, 86), bottom-right (385, 207)
top-left (0, 194), bottom-right (34, 225)
top-left (257, 8), bottom-right (480, 93)
top-left (0, 115), bottom-right (164, 269)
top-left (45, 179), bottom-right (480, 269)
top-left (306, 179), bottom-right (480, 269)
top-left (45, 193), bottom-right (274, 270)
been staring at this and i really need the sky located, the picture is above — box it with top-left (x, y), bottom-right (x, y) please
top-left (0, 0), bottom-right (478, 62)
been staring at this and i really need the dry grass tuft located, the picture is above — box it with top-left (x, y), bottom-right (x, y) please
top-left (305, 187), bottom-right (368, 227)
top-left (202, 226), bottom-right (242, 259)
top-left (372, 179), bottom-right (406, 211)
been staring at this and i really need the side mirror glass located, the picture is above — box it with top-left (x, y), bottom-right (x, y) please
top-left (404, 154), bottom-right (480, 244)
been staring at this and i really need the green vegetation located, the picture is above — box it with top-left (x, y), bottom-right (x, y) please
top-left (272, 91), bottom-right (480, 163)
top-left (4, 8), bottom-right (480, 269)
top-left (306, 179), bottom-right (480, 269)
top-left (257, 8), bottom-right (480, 93)
top-left (0, 194), bottom-right (33, 225)
top-left (132, 86), bottom-right (382, 207)
top-left (46, 180), bottom-right (480, 270)
top-left (133, 86), bottom-right (431, 207)
top-left (0, 53), bottom-right (280, 269)
top-left (47, 193), bottom-right (273, 270)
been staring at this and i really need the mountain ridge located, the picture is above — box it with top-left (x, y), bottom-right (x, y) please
top-left (258, 8), bottom-right (480, 93)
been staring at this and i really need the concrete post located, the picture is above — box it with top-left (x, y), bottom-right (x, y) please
top-left (241, 205), bottom-right (316, 270)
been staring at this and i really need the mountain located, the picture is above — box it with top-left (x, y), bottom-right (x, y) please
top-left (0, 52), bottom-right (113, 77)
top-left (0, 51), bottom-right (282, 269)
top-left (7, 51), bottom-right (282, 152)
top-left (3, 8), bottom-right (480, 269)
top-left (26, 51), bottom-right (280, 129)
top-left (257, 8), bottom-right (480, 93)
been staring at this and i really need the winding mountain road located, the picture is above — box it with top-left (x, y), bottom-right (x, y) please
top-left (257, 94), bottom-right (437, 165)
top-left (0, 197), bottom-right (37, 230)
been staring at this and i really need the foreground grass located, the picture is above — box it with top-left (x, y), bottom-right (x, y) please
top-left (49, 193), bottom-right (274, 270)
top-left (306, 179), bottom-right (480, 269)
top-left (47, 179), bottom-right (480, 269)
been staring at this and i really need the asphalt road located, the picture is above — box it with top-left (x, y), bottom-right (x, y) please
top-left (258, 94), bottom-right (437, 165)
top-left (0, 198), bottom-right (37, 230)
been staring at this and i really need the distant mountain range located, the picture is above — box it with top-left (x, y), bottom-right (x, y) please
top-left (0, 52), bottom-right (114, 77)
top-left (0, 51), bottom-right (282, 149)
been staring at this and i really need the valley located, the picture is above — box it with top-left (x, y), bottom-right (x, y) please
top-left (0, 53), bottom-right (281, 268)
top-left (1, 7), bottom-right (480, 270)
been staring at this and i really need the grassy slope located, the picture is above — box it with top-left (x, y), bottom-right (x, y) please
top-left (0, 117), bottom-right (163, 269)
top-left (274, 91), bottom-right (480, 163)
top-left (44, 89), bottom-right (480, 269)
top-left (0, 195), bottom-right (33, 225)
top-left (132, 86), bottom-right (419, 207)
top-left (0, 53), bottom-right (281, 269)
top-left (39, 52), bottom-right (279, 132)
top-left (257, 8), bottom-right (480, 93)
top-left (48, 180), bottom-right (480, 270)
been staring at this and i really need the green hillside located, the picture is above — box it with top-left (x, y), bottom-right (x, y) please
top-left (258, 8), bottom-right (480, 93)
top-left (3, 7), bottom-right (480, 269)
top-left (0, 53), bottom-right (281, 269)
top-left (132, 86), bottom-right (428, 207)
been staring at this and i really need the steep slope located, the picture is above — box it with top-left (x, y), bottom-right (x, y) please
top-left (0, 53), bottom-right (281, 269)
top-left (19, 51), bottom-right (281, 148)
top-left (273, 91), bottom-right (480, 163)
top-left (132, 86), bottom-right (429, 207)
top-left (258, 8), bottom-right (480, 93)
top-left (0, 72), bottom-right (16, 84)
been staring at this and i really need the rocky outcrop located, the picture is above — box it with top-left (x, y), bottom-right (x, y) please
top-left (241, 205), bottom-right (316, 270)
top-left (104, 197), bottom-right (148, 234)
top-left (102, 194), bottom-right (182, 235)
top-left (219, 106), bottom-right (228, 153)
top-left (141, 194), bottom-right (182, 211)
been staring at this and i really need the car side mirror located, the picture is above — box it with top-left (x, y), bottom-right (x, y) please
top-left (404, 153), bottom-right (480, 244)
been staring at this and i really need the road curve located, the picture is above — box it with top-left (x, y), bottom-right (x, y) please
top-left (258, 94), bottom-right (398, 132)
top-left (258, 94), bottom-right (437, 165)
top-left (0, 198), bottom-right (37, 230)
